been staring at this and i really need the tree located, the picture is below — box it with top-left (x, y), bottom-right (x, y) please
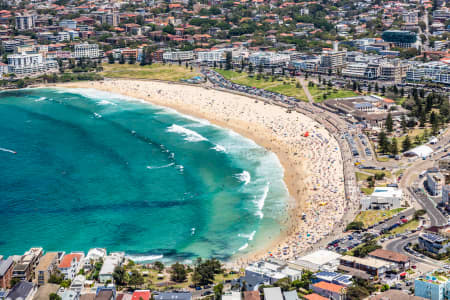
top-left (154, 261), bottom-right (165, 273)
top-left (170, 262), bottom-right (187, 283)
top-left (113, 266), bottom-right (127, 285)
top-left (401, 115), bottom-right (407, 133)
top-left (225, 51), bottom-right (232, 70)
top-left (248, 63), bottom-right (253, 74)
top-left (391, 137), bottom-right (399, 155)
top-left (385, 112), bottom-right (393, 132)
top-left (378, 130), bottom-right (389, 154)
top-left (213, 283), bottom-right (224, 299)
top-left (129, 270), bottom-right (144, 288)
top-left (108, 53), bottom-right (115, 64)
top-left (346, 221), bottom-right (364, 231)
top-left (17, 79), bottom-right (25, 88)
top-left (402, 135), bottom-right (412, 152)
top-left (10, 277), bottom-right (20, 287)
top-left (128, 55), bottom-right (136, 65)
top-left (119, 54), bottom-right (125, 64)
top-left (49, 293), bottom-right (62, 300)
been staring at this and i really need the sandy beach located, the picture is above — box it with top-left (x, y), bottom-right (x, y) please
top-left (48, 79), bottom-right (347, 266)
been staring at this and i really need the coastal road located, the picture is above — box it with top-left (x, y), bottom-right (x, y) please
top-left (385, 234), bottom-right (442, 268)
top-left (409, 187), bottom-right (447, 226)
top-left (372, 207), bottom-right (416, 232)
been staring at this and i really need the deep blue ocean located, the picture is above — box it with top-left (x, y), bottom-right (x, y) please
top-left (0, 88), bottom-right (288, 262)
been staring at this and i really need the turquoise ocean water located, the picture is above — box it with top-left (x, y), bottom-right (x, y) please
top-left (0, 88), bottom-right (288, 262)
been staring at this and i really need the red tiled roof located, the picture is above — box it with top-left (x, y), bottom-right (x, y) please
top-left (304, 294), bottom-right (328, 300)
top-left (313, 281), bottom-right (346, 294)
top-left (131, 291), bottom-right (151, 300)
top-left (59, 253), bottom-right (82, 269)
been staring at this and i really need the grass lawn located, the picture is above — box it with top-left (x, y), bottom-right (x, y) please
top-left (390, 219), bottom-right (420, 234)
top-left (354, 208), bottom-right (405, 228)
top-left (356, 172), bottom-right (371, 181)
top-left (363, 169), bottom-right (393, 178)
top-left (396, 128), bottom-right (427, 146)
top-left (361, 187), bottom-right (374, 195)
top-left (101, 63), bottom-right (200, 81)
top-left (308, 84), bottom-right (358, 102)
top-left (215, 69), bottom-right (307, 101)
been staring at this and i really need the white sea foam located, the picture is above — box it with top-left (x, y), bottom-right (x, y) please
top-left (235, 171), bottom-right (251, 185)
top-left (35, 97), bottom-right (47, 102)
top-left (212, 144), bottom-right (226, 153)
top-left (238, 230), bottom-right (256, 241)
top-left (93, 112), bottom-right (102, 119)
top-left (146, 163), bottom-right (174, 169)
top-left (98, 100), bottom-right (116, 106)
top-left (126, 254), bottom-right (164, 262)
top-left (177, 165), bottom-right (184, 172)
top-left (0, 147), bottom-right (16, 154)
top-left (254, 183), bottom-right (269, 219)
top-left (238, 243), bottom-right (249, 251)
top-left (167, 124), bottom-right (207, 142)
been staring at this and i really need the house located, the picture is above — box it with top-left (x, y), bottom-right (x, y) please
top-left (6, 281), bottom-right (37, 300)
top-left (131, 291), bottom-right (150, 300)
top-left (95, 287), bottom-right (116, 300)
top-left (368, 249), bottom-right (410, 270)
top-left (290, 250), bottom-right (342, 272)
top-left (35, 252), bottom-right (59, 286)
top-left (0, 257), bottom-right (14, 289)
top-left (243, 291), bottom-right (260, 300)
top-left (83, 248), bottom-right (106, 271)
top-left (70, 275), bottom-right (86, 293)
top-left (263, 287), bottom-right (283, 300)
top-left (304, 294), bottom-right (328, 300)
top-left (282, 290), bottom-right (298, 300)
top-left (244, 260), bottom-right (302, 290)
top-left (99, 253), bottom-right (124, 283)
top-left (13, 248), bottom-right (43, 281)
top-left (313, 271), bottom-right (353, 287)
top-left (58, 253), bottom-right (84, 280)
top-left (418, 233), bottom-right (450, 255)
top-left (62, 290), bottom-right (80, 300)
top-left (339, 255), bottom-right (390, 277)
top-left (311, 282), bottom-right (346, 300)
top-left (153, 292), bottom-right (191, 300)
top-left (222, 292), bottom-right (241, 300)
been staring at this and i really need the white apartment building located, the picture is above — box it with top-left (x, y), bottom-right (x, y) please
top-left (58, 252), bottom-right (85, 280)
top-left (406, 62), bottom-right (450, 84)
top-left (99, 252), bottom-right (124, 283)
top-left (59, 20), bottom-right (77, 30)
top-left (402, 11), bottom-right (418, 24)
top-left (361, 187), bottom-right (403, 210)
top-left (248, 52), bottom-right (290, 67)
top-left (58, 32), bottom-right (70, 42)
top-left (74, 43), bottom-right (100, 59)
top-left (7, 52), bottom-right (58, 76)
top-left (15, 15), bottom-right (36, 31)
top-left (83, 248), bottom-right (106, 270)
top-left (163, 50), bottom-right (194, 62)
top-left (427, 170), bottom-right (445, 196)
top-left (197, 49), bottom-right (228, 64)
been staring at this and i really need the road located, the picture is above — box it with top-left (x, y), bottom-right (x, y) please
top-left (372, 207), bottom-right (415, 232)
top-left (409, 187), bottom-right (447, 226)
top-left (385, 234), bottom-right (442, 268)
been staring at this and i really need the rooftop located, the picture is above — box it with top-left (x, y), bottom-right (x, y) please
top-left (313, 281), bottom-right (346, 293)
top-left (368, 249), bottom-right (409, 263)
top-left (340, 255), bottom-right (390, 269)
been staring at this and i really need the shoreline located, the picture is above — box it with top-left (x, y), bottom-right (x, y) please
top-left (41, 79), bottom-right (347, 266)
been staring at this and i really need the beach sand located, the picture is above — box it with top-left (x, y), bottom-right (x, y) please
top-left (49, 79), bottom-right (347, 266)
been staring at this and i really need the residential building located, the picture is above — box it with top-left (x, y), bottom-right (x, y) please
top-left (402, 11), bottom-right (418, 24)
top-left (222, 291), bottom-right (241, 300)
top-left (244, 260), bottom-right (302, 291)
top-left (70, 275), bottom-right (86, 293)
top-left (380, 61), bottom-right (404, 83)
top-left (439, 157), bottom-right (450, 172)
top-left (74, 44), bottom-right (100, 59)
top-left (0, 257), bottom-right (14, 289)
top-left (248, 52), bottom-right (290, 68)
top-left (95, 287), bottom-right (116, 300)
top-left (99, 252), bottom-right (124, 283)
top-left (62, 290), bottom-right (80, 300)
top-left (83, 248), bottom-right (106, 271)
top-left (154, 292), bottom-right (191, 300)
top-left (243, 291), bottom-right (260, 300)
top-left (291, 250), bottom-right (342, 272)
top-left (320, 43), bottom-right (346, 73)
top-left (6, 281), bottom-right (37, 300)
top-left (7, 52), bottom-right (57, 77)
top-left (263, 287), bottom-right (283, 300)
top-left (59, 20), bottom-right (77, 29)
top-left (15, 15), bottom-right (36, 31)
top-left (197, 49), bottom-right (228, 64)
top-left (13, 248), bottom-right (43, 281)
top-left (427, 170), bottom-right (445, 196)
top-left (35, 252), bottom-right (59, 286)
top-left (313, 271), bottom-right (353, 287)
top-left (418, 233), bottom-right (450, 255)
top-left (103, 13), bottom-right (120, 27)
top-left (162, 51), bottom-right (194, 62)
top-left (415, 271), bottom-right (449, 300)
top-left (311, 282), bottom-right (347, 300)
top-left (339, 255), bottom-right (390, 277)
top-left (342, 62), bottom-right (380, 79)
top-left (58, 253), bottom-right (84, 280)
top-left (304, 294), bottom-right (328, 300)
top-left (368, 249), bottom-right (410, 270)
top-left (282, 291), bottom-right (298, 300)
top-left (131, 291), bottom-right (151, 300)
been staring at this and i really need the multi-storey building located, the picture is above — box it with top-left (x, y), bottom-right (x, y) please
top-left (197, 49), bottom-right (228, 64)
top-left (58, 253), bottom-right (84, 280)
top-left (7, 53), bottom-right (58, 76)
top-left (15, 14), bottom-right (36, 31)
top-left (103, 13), bottom-right (120, 27)
top-left (34, 252), bottom-right (59, 286)
top-left (59, 20), bottom-right (77, 30)
top-left (74, 43), bottom-right (100, 59)
top-left (415, 271), bottom-right (450, 300)
top-left (12, 248), bottom-right (43, 281)
top-left (0, 257), bottom-right (14, 289)
top-left (402, 11), bottom-right (418, 24)
top-left (163, 50), bottom-right (194, 62)
top-left (248, 52), bottom-right (290, 68)
top-left (427, 169), bottom-right (445, 196)
top-left (418, 233), bottom-right (450, 255)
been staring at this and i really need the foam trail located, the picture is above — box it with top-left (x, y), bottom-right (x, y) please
top-left (147, 163), bottom-right (174, 169)
top-left (235, 171), bottom-right (251, 185)
top-left (126, 254), bottom-right (163, 262)
top-left (93, 113), bottom-right (102, 119)
top-left (212, 144), bottom-right (226, 153)
top-left (167, 124), bottom-right (207, 142)
top-left (0, 148), bottom-right (16, 154)
top-left (238, 230), bottom-right (256, 241)
top-left (98, 100), bottom-right (116, 106)
top-left (255, 183), bottom-right (269, 219)
top-left (238, 243), bottom-right (249, 251)
top-left (35, 97), bottom-right (46, 102)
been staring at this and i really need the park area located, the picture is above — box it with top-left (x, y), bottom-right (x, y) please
top-left (101, 63), bottom-right (200, 81)
top-left (215, 69), bottom-right (308, 101)
top-left (307, 84), bottom-right (358, 102)
top-left (354, 208), bottom-right (405, 228)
